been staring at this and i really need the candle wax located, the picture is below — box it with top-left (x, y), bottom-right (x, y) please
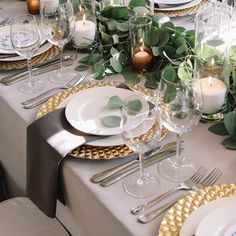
top-left (132, 48), bottom-right (152, 73)
top-left (195, 77), bottom-right (226, 114)
top-left (73, 20), bottom-right (96, 47)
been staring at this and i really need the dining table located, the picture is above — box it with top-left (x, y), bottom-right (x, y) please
top-left (0, 1), bottom-right (236, 236)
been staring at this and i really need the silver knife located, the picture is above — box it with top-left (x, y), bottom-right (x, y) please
top-left (91, 141), bottom-right (177, 183)
top-left (1, 56), bottom-right (74, 85)
top-left (100, 149), bottom-right (176, 187)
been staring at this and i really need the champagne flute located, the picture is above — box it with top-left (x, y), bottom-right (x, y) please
top-left (11, 14), bottom-right (44, 93)
top-left (120, 94), bottom-right (162, 198)
top-left (157, 78), bottom-right (203, 181)
top-left (41, 0), bottom-right (76, 83)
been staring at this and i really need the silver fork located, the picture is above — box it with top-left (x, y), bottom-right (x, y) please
top-left (138, 168), bottom-right (222, 223)
top-left (131, 167), bottom-right (207, 215)
top-left (22, 74), bottom-right (93, 109)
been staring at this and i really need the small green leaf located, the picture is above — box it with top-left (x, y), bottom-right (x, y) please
top-left (112, 34), bottom-right (119, 44)
top-left (178, 60), bottom-right (193, 83)
top-left (110, 57), bottom-right (122, 73)
top-left (224, 111), bottom-right (236, 136)
top-left (117, 52), bottom-right (128, 66)
top-left (162, 66), bottom-right (177, 82)
top-left (122, 67), bottom-right (140, 84)
top-left (97, 14), bottom-right (109, 23)
top-left (117, 22), bottom-right (129, 32)
top-left (107, 20), bottom-right (117, 31)
top-left (208, 123), bottom-right (229, 136)
top-left (127, 99), bottom-right (142, 112)
top-left (75, 64), bottom-right (89, 71)
top-left (152, 47), bottom-right (160, 57)
top-left (101, 6), bottom-right (114, 18)
top-left (133, 6), bottom-right (149, 15)
top-left (107, 95), bottom-right (124, 109)
top-left (161, 22), bottom-right (175, 33)
top-left (110, 47), bottom-right (119, 57)
top-left (164, 84), bottom-right (176, 103)
top-left (129, 0), bottom-right (147, 9)
top-left (101, 116), bottom-right (121, 127)
top-left (144, 74), bottom-right (158, 89)
top-left (175, 111), bottom-right (187, 119)
top-left (152, 13), bottom-right (170, 26)
top-left (93, 64), bottom-right (105, 80)
top-left (222, 137), bottom-right (236, 150)
top-left (112, 7), bottom-right (129, 20)
top-left (101, 31), bottom-right (113, 44)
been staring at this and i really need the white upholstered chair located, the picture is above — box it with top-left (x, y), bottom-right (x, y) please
top-left (0, 197), bottom-right (69, 236)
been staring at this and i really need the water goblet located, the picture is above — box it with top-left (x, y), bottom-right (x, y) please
top-left (41, 0), bottom-right (76, 83)
top-left (120, 94), bottom-right (162, 198)
top-left (157, 78), bottom-right (203, 182)
top-left (11, 14), bottom-right (45, 93)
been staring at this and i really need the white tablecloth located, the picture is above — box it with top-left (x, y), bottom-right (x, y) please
top-left (0, 1), bottom-right (236, 236)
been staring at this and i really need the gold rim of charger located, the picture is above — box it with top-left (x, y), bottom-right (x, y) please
top-left (36, 81), bottom-right (167, 160)
top-left (158, 183), bottom-right (236, 236)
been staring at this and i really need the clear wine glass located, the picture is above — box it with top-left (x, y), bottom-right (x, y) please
top-left (41, 0), bottom-right (76, 83)
top-left (157, 78), bottom-right (203, 182)
top-left (11, 14), bottom-right (45, 93)
top-left (120, 94), bottom-right (162, 198)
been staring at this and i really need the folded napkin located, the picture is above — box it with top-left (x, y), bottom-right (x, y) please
top-left (27, 107), bottom-right (102, 217)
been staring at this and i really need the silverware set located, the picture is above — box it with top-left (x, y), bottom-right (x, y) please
top-left (21, 73), bottom-right (93, 109)
top-left (136, 167), bottom-right (222, 223)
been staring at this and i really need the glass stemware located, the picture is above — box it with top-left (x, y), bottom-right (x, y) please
top-left (120, 94), bottom-right (162, 198)
top-left (41, 0), bottom-right (76, 83)
top-left (157, 78), bottom-right (203, 182)
top-left (11, 14), bottom-right (45, 93)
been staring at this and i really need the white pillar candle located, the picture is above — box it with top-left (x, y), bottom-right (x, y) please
top-left (73, 16), bottom-right (96, 47)
top-left (195, 76), bottom-right (227, 114)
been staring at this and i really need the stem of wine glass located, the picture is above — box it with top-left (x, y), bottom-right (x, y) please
top-left (176, 133), bottom-right (183, 167)
top-left (27, 57), bottom-right (34, 87)
top-left (138, 153), bottom-right (144, 179)
top-left (59, 46), bottom-right (64, 74)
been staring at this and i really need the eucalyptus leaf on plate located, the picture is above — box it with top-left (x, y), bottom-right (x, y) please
top-left (101, 115), bottom-right (121, 127)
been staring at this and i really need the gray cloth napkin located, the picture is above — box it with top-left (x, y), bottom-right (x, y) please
top-left (27, 107), bottom-right (102, 217)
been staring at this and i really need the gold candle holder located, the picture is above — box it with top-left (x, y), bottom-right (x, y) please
top-left (27, 0), bottom-right (39, 15)
top-left (129, 16), bottom-right (153, 74)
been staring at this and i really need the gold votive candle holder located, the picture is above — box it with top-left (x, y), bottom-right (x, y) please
top-left (27, 0), bottom-right (39, 15)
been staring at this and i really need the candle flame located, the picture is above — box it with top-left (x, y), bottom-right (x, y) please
top-left (208, 76), bottom-right (213, 87)
top-left (210, 58), bottom-right (215, 66)
top-left (79, 5), bottom-right (82, 12)
top-left (111, 0), bottom-right (114, 5)
top-left (140, 46), bottom-right (144, 52)
top-left (83, 14), bottom-right (86, 26)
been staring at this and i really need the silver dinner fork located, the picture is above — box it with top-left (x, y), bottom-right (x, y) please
top-left (22, 73), bottom-right (93, 109)
top-left (131, 166), bottom-right (207, 215)
top-left (138, 168), bottom-right (223, 223)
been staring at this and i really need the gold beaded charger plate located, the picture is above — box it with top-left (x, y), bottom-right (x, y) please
top-left (154, 0), bottom-right (208, 17)
top-left (0, 45), bottom-right (59, 70)
top-left (36, 81), bottom-right (167, 160)
top-left (158, 183), bottom-right (236, 236)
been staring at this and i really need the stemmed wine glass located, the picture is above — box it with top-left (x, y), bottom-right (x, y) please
top-left (41, 0), bottom-right (76, 83)
top-left (157, 78), bottom-right (203, 181)
top-left (120, 94), bottom-right (162, 198)
top-left (11, 14), bottom-right (45, 93)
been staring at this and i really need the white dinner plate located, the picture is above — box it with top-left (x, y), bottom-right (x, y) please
top-left (180, 196), bottom-right (236, 236)
top-left (155, 0), bottom-right (192, 5)
top-left (0, 42), bottom-right (52, 61)
top-left (65, 86), bottom-right (149, 136)
top-left (0, 24), bottom-right (47, 54)
top-left (154, 0), bottom-right (202, 11)
top-left (195, 203), bottom-right (236, 236)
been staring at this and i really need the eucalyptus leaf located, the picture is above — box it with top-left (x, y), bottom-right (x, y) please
top-left (112, 34), bottom-right (119, 44)
top-left (129, 0), bottom-right (147, 9)
top-left (97, 14), bottom-right (109, 23)
top-left (122, 67), bottom-right (140, 84)
top-left (127, 99), bottom-right (142, 112)
top-left (152, 13), bottom-right (170, 26)
top-left (178, 60), bottom-right (193, 83)
top-left (162, 66), bottom-right (176, 82)
top-left (107, 95), bottom-right (124, 109)
top-left (117, 22), bottom-right (129, 32)
top-left (110, 57), bottom-right (122, 73)
top-left (75, 64), bottom-right (89, 72)
top-left (93, 63), bottom-right (105, 80)
top-left (164, 85), bottom-right (176, 103)
top-left (101, 31), bottom-right (113, 44)
top-left (222, 137), bottom-right (236, 150)
top-left (107, 20), bottom-right (117, 31)
top-left (117, 52), bottom-right (128, 66)
top-left (112, 7), bottom-right (129, 20)
top-left (224, 111), bottom-right (236, 136)
top-left (133, 6), bottom-right (149, 15)
top-left (102, 6), bottom-right (114, 18)
top-left (101, 116), bottom-right (121, 127)
top-left (208, 122), bottom-right (228, 136)
top-left (152, 47), bottom-right (160, 57)
top-left (161, 22), bottom-right (175, 33)
top-left (144, 74), bottom-right (158, 89)
top-left (110, 47), bottom-right (119, 57)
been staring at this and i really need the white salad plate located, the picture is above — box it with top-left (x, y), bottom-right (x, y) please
top-left (154, 0), bottom-right (201, 11)
top-left (65, 86), bottom-right (149, 136)
top-left (180, 196), bottom-right (236, 236)
top-left (0, 24), bottom-right (47, 55)
top-left (155, 0), bottom-right (192, 5)
top-left (195, 203), bottom-right (236, 236)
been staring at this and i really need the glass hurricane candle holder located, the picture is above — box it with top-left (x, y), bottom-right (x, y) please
top-left (129, 16), bottom-right (153, 74)
top-left (73, 0), bottom-right (96, 50)
top-left (194, 6), bottom-right (231, 121)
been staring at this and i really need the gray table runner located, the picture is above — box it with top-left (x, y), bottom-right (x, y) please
top-left (27, 108), bottom-right (101, 217)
